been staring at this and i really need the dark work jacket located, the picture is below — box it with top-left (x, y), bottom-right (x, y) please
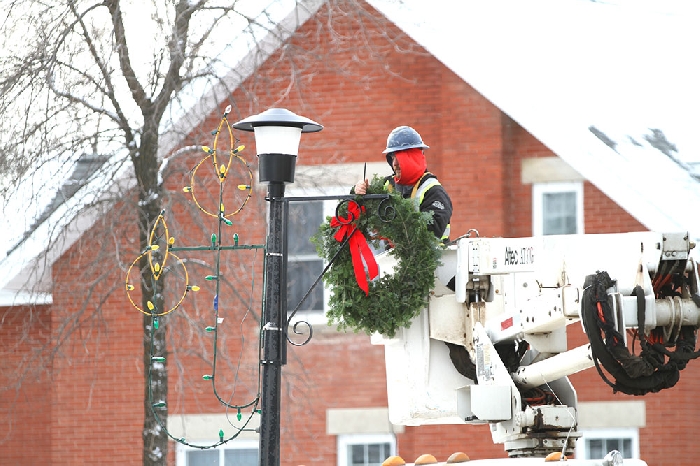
top-left (384, 171), bottom-right (452, 242)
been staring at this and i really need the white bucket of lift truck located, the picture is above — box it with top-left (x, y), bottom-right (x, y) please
top-left (371, 246), bottom-right (474, 426)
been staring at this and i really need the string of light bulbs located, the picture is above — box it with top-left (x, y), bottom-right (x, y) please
top-left (124, 105), bottom-right (265, 449)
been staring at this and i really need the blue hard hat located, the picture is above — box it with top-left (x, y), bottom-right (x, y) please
top-left (383, 126), bottom-right (429, 154)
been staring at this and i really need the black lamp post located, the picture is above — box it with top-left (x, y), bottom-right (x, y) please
top-left (233, 108), bottom-right (322, 466)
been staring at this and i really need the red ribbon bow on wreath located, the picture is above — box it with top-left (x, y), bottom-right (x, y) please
top-left (330, 201), bottom-right (379, 295)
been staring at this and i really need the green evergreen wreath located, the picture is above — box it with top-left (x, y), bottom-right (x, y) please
top-left (312, 176), bottom-right (441, 337)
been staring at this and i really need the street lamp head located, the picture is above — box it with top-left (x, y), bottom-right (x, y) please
top-left (233, 108), bottom-right (323, 185)
top-left (232, 108), bottom-right (323, 134)
top-left (232, 108), bottom-right (322, 156)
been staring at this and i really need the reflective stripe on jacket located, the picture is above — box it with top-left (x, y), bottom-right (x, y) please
top-left (384, 172), bottom-right (452, 242)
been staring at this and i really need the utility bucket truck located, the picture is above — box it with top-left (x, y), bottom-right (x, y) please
top-left (372, 231), bottom-right (700, 465)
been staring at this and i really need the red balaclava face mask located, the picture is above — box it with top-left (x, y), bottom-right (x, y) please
top-left (393, 148), bottom-right (427, 186)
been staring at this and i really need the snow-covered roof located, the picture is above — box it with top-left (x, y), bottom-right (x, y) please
top-left (368, 0), bottom-right (700, 235)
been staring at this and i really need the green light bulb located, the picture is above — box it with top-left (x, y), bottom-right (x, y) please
top-left (202, 375), bottom-right (213, 380)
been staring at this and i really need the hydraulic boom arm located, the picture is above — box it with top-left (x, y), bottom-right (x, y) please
top-left (372, 231), bottom-right (700, 458)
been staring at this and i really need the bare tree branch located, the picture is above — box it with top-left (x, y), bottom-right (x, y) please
top-left (104, 0), bottom-right (150, 109)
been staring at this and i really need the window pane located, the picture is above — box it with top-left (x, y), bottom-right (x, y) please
top-left (187, 450), bottom-right (219, 466)
top-left (288, 201), bottom-right (323, 255)
top-left (606, 438), bottom-right (621, 453)
top-left (347, 443), bottom-right (393, 466)
top-left (224, 448), bottom-right (258, 466)
top-left (542, 191), bottom-right (577, 235)
top-left (586, 437), bottom-right (634, 459)
top-left (287, 200), bottom-right (324, 313)
top-left (287, 259), bottom-right (324, 312)
top-left (350, 444), bottom-right (366, 465)
top-left (367, 443), bottom-right (391, 465)
top-left (367, 444), bottom-right (382, 464)
top-left (587, 439), bottom-right (604, 459)
top-left (622, 438), bottom-right (632, 458)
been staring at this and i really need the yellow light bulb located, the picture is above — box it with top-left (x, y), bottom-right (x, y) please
top-left (147, 301), bottom-right (155, 311)
top-left (150, 245), bottom-right (159, 251)
top-left (169, 237), bottom-right (175, 245)
top-left (219, 164), bottom-right (226, 174)
top-left (191, 285), bottom-right (200, 292)
top-left (202, 145), bottom-right (211, 153)
top-left (154, 263), bottom-right (161, 272)
top-left (183, 186), bottom-right (192, 193)
top-left (220, 203), bottom-right (225, 213)
top-left (126, 284), bottom-right (134, 291)
top-left (237, 184), bottom-right (250, 190)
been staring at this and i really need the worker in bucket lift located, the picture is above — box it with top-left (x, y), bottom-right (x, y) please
top-left (354, 125), bottom-right (453, 244)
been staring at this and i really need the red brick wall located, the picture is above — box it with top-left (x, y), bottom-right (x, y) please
top-left (500, 114), bottom-right (646, 238)
top-left (48, 207), bottom-right (145, 465)
top-left (583, 182), bottom-right (647, 234)
top-left (0, 304), bottom-right (51, 465)
top-left (279, 333), bottom-right (390, 464)
top-left (4, 2), bottom-right (696, 466)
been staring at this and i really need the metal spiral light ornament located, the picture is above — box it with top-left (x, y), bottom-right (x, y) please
top-left (185, 105), bottom-right (254, 219)
top-left (124, 105), bottom-right (265, 451)
top-left (125, 212), bottom-right (192, 317)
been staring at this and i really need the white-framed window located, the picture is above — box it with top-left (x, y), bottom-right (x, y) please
top-left (176, 439), bottom-right (258, 466)
top-left (285, 186), bottom-right (346, 325)
top-left (575, 427), bottom-right (639, 460)
top-left (337, 433), bottom-right (396, 466)
top-left (532, 181), bottom-right (583, 236)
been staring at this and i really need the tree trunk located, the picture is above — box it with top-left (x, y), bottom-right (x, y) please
top-left (135, 116), bottom-right (169, 465)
